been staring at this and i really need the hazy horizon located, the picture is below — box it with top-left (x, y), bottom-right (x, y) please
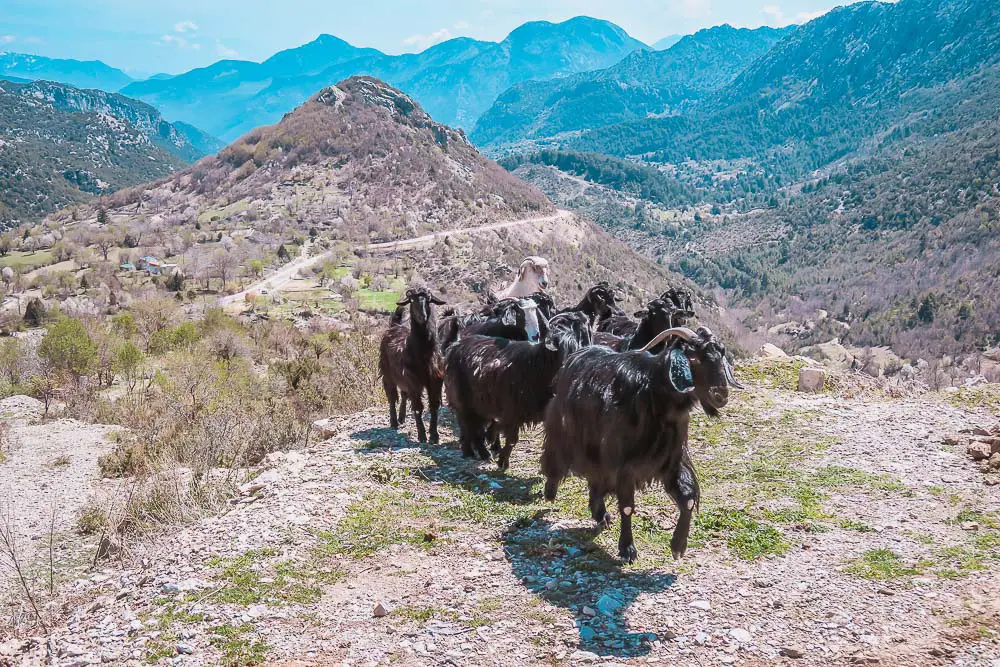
top-left (2, 0), bottom-right (848, 76)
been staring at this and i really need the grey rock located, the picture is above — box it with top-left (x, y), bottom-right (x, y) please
top-left (689, 599), bottom-right (711, 611)
top-left (798, 367), bottom-right (826, 393)
top-left (596, 594), bottom-right (623, 616)
top-left (728, 628), bottom-right (751, 643)
top-left (781, 646), bottom-right (805, 658)
top-left (373, 601), bottom-right (391, 617)
top-left (176, 643), bottom-right (195, 655)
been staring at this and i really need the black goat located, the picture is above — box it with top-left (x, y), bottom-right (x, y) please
top-left (527, 291), bottom-right (557, 320)
top-left (592, 299), bottom-right (676, 353)
top-left (597, 287), bottom-right (697, 336)
top-left (660, 287), bottom-right (695, 324)
top-left (541, 326), bottom-right (741, 563)
top-left (558, 282), bottom-right (619, 326)
top-left (445, 312), bottom-right (592, 470)
top-left (378, 287), bottom-right (447, 444)
top-left (438, 298), bottom-right (542, 353)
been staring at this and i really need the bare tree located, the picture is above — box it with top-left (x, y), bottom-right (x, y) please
top-left (211, 250), bottom-right (239, 291)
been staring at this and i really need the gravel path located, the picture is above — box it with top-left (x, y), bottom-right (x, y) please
top-left (2, 376), bottom-right (999, 666)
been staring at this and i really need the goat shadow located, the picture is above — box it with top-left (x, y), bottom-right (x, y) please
top-left (503, 512), bottom-right (677, 658)
top-left (349, 418), bottom-right (541, 507)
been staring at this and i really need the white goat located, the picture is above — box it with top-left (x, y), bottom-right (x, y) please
top-left (500, 256), bottom-right (550, 299)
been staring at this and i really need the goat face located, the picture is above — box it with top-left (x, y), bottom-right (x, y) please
top-left (518, 299), bottom-right (542, 343)
top-left (492, 298), bottom-right (541, 342)
top-left (635, 299), bottom-right (673, 331)
top-left (588, 282), bottom-right (620, 319)
top-left (660, 287), bottom-right (696, 324)
top-left (685, 327), bottom-right (741, 416)
top-left (397, 287), bottom-right (445, 328)
top-left (545, 311), bottom-right (592, 353)
top-left (519, 256), bottom-right (550, 291)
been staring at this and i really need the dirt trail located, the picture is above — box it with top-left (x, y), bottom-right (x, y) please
top-left (6, 371), bottom-right (999, 666)
top-left (219, 210), bottom-right (573, 306)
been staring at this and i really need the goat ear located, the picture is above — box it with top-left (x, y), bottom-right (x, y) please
top-left (430, 296), bottom-right (446, 306)
top-left (396, 297), bottom-right (411, 306)
top-left (633, 310), bottom-right (646, 318)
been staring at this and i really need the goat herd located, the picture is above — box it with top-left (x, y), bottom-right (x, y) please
top-left (377, 258), bottom-right (742, 563)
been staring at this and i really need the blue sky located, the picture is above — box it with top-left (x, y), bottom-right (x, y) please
top-left (2, 0), bottom-right (855, 76)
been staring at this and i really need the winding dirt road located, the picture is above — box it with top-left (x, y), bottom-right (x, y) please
top-left (219, 210), bottom-right (572, 306)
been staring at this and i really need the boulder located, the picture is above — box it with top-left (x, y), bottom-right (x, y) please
top-left (968, 441), bottom-right (992, 461)
top-left (758, 343), bottom-right (788, 359)
top-left (797, 367), bottom-right (827, 393)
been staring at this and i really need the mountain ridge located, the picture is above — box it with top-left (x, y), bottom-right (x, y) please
top-left (471, 24), bottom-right (794, 148)
top-left (0, 51), bottom-right (134, 92)
top-left (118, 17), bottom-right (649, 141)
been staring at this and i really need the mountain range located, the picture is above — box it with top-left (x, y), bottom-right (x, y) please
top-left (0, 52), bottom-right (134, 92)
top-left (471, 24), bottom-right (793, 148)
top-left (0, 79), bottom-right (218, 224)
top-left (118, 17), bottom-right (649, 142)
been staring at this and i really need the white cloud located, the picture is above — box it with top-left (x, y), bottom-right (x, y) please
top-left (762, 4), bottom-right (785, 22)
top-left (216, 42), bottom-right (238, 58)
top-left (454, 20), bottom-right (470, 31)
top-left (174, 20), bottom-right (198, 34)
top-left (402, 28), bottom-right (453, 51)
top-left (158, 34), bottom-right (195, 49)
top-left (0, 35), bottom-right (15, 45)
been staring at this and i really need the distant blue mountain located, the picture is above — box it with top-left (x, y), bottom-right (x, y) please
top-left (120, 17), bottom-right (650, 141)
top-left (472, 25), bottom-right (793, 147)
top-left (0, 52), bottom-right (134, 91)
top-left (653, 34), bottom-right (684, 50)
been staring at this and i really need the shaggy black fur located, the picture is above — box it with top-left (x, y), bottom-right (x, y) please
top-left (558, 282), bottom-right (620, 326)
top-left (378, 287), bottom-right (446, 444)
top-left (438, 298), bottom-right (540, 353)
top-left (444, 312), bottom-right (592, 470)
top-left (540, 327), bottom-right (737, 563)
top-left (591, 299), bottom-right (676, 353)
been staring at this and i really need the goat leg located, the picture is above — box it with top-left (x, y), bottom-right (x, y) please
top-left (397, 394), bottom-right (407, 425)
top-left (496, 426), bottom-right (517, 470)
top-left (616, 483), bottom-right (638, 563)
top-left (487, 422), bottom-right (502, 456)
top-left (588, 483), bottom-right (611, 529)
top-left (664, 450), bottom-right (700, 560)
top-left (458, 415), bottom-right (484, 459)
top-left (540, 447), bottom-right (566, 501)
top-left (385, 383), bottom-right (399, 430)
top-left (411, 395), bottom-right (427, 443)
top-left (427, 381), bottom-right (442, 445)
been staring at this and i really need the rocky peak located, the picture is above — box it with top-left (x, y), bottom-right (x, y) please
top-left (324, 76), bottom-right (470, 147)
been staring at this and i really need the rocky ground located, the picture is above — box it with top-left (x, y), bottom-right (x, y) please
top-left (1, 361), bottom-right (999, 666)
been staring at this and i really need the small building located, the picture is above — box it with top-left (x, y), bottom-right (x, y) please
top-left (136, 256), bottom-right (162, 275)
top-left (119, 262), bottom-right (135, 272)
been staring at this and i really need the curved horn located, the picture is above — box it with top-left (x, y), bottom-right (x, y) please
top-left (638, 327), bottom-right (699, 353)
top-left (724, 357), bottom-right (745, 389)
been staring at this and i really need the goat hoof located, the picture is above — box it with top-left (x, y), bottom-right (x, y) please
top-left (619, 544), bottom-right (638, 563)
top-left (429, 433), bottom-right (439, 445)
top-left (670, 536), bottom-right (688, 561)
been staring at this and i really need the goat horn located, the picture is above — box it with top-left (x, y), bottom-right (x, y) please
top-left (638, 327), bottom-right (699, 353)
